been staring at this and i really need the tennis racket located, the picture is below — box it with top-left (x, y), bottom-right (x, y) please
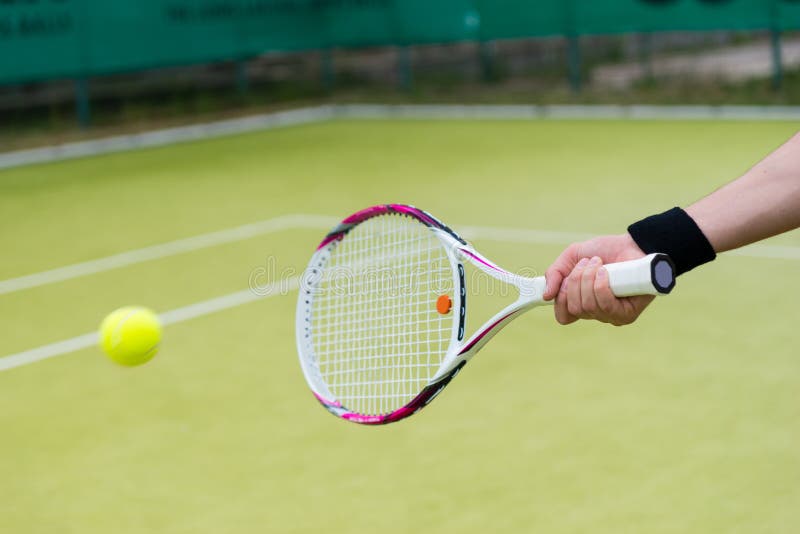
top-left (296, 204), bottom-right (675, 425)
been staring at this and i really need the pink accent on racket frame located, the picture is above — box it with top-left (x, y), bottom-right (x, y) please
top-left (317, 204), bottom-right (445, 251)
top-left (388, 204), bottom-right (441, 228)
top-left (336, 376), bottom-right (450, 425)
top-left (316, 232), bottom-right (344, 250)
top-left (458, 248), bottom-right (508, 274)
top-left (342, 205), bottom-right (392, 224)
top-left (313, 392), bottom-right (342, 409)
top-left (341, 408), bottom-right (413, 425)
top-left (458, 309), bottom-right (521, 355)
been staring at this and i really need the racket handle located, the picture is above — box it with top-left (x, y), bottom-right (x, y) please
top-left (605, 253), bottom-right (676, 297)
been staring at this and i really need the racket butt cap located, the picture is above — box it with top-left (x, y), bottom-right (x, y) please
top-left (605, 253), bottom-right (676, 297)
top-left (650, 254), bottom-right (676, 294)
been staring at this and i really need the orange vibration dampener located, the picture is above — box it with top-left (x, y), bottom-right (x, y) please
top-left (436, 295), bottom-right (452, 315)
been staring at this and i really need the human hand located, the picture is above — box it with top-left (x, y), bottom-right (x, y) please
top-left (543, 233), bottom-right (654, 326)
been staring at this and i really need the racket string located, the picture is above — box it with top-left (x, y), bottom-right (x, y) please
top-left (309, 214), bottom-right (454, 416)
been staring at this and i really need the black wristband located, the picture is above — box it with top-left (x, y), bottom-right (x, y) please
top-left (627, 207), bottom-right (716, 276)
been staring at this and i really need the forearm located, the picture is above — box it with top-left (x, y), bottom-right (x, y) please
top-left (546, 131), bottom-right (800, 326)
top-left (685, 132), bottom-right (800, 253)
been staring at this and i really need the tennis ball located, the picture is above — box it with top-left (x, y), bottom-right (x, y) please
top-left (99, 306), bottom-right (162, 367)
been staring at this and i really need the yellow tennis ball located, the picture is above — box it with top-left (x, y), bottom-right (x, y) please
top-left (99, 306), bottom-right (162, 367)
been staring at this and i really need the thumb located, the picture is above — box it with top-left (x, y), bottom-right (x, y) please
top-left (543, 244), bottom-right (581, 301)
top-left (543, 268), bottom-right (563, 301)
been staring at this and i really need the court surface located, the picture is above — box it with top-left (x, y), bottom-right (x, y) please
top-left (1, 119), bottom-right (798, 533)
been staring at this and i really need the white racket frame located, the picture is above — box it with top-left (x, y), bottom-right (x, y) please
top-left (297, 204), bottom-right (675, 425)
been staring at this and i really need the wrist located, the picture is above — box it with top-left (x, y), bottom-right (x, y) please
top-left (619, 232), bottom-right (646, 258)
top-left (627, 207), bottom-right (716, 275)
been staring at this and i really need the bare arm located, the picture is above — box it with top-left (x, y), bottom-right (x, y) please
top-left (686, 132), bottom-right (800, 253)
top-left (544, 131), bottom-right (800, 325)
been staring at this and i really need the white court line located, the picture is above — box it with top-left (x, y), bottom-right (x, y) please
top-left (0, 278), bottom-right (298, 372)
top-left (2, 214), bottom-right (799, 297)
top-left (0, 214), bottom-right (336, 296)
top-left (4, 104), bottom-right (800, 170)
top-left (727, 243), bottom-right (800, 260)
top-left (1, 215), bottom-right (798, 372)
top-left (0, 107), bottom-right (334, 170)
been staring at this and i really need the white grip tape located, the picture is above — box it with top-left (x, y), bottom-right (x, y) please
top-left (604, 253), bottom-right (675, 297)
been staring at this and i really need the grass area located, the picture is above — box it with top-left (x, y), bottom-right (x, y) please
top-left (0, 119), bottom-right (798, 533)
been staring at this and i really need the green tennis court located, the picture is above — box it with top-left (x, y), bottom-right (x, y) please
top-left (1, 119), bottom-right (798, 533)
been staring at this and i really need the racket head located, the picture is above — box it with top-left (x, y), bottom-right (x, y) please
top-left (296, 204), bottom-right (467, 424)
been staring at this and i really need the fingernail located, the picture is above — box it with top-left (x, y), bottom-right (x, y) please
top-left (597, 267), bottom-right (607, 279)
top-left (577, 258), bottom-right (589, 267)
top-left (589, 256), bottom-right (601, 266)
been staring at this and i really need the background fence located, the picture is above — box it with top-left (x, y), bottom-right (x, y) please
top-left (3, 0), bottom-right (800, 85)
top-left (2, 0), bottom-right (799, 129)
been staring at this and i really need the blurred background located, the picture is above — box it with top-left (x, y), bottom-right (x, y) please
top-left (2, 2), bottom-right (799, 533)
top-left (3, 0), bottom-right (800, 148)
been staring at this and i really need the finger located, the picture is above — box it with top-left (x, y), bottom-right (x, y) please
top-left (594, 268), bottom-right (655, 326)
top-left (594, 266), bottom-right (623, 318)
top-left (566, 257), bottom-right (589, 317)
top-left (613, 295), bottom-right (655, 326)
top-left (544, 244), bottom-right (581, 301)
top-left (543, 269), bottom-right (563, 302)
top-left (554, 277), bottom-right (578, 325)
top-left (580, 256), bottom-right (602, 318)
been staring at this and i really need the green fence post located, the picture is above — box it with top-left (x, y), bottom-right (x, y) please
top-left (479, 40), bottom-right (495, 82)
top-left (563, 0), bottom-right (581, 93)
top-left (771, 28), bottom-right (783, 90)
top-left (74, 78), bottom-right (90, 129)
top-left (567, 35), bottom-right (582, 93)
top-left (321, 49), bottom-right (335, 92)
top-left (236, 60), bottom-right (249, 95)
top-left (639, 33), bottom-right (654, 81)
top-left (770, 0), bottom-right (783, 90)
top-left (771, 29), bottom-right (782, 90)
top-left (398, 46), bottom-right (412, 91)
